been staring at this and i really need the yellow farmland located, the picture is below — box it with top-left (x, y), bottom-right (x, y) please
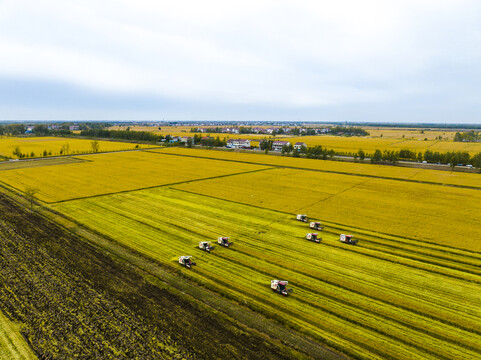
top-left (173, 167), bottom-right (481, 251)
top-left (285, 135), bottom-right (481, 155)
top-left (156, 147), bottom-right (481, 188)
top-left (0, 151), bottom-right (267, 202)
top-left (0, 136), bottom-right (153, 159)
top-left (1, 143), bottom-right (481, 359)
top-left (366, 128), bottom-right (457, 140)
top-left (52, 186), bottom-right (481, 360)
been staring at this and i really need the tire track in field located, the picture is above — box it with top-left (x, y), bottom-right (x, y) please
top-left (170, 188), bottom-right (481, 280)
top-left (67, 186), bottom-right (481, 339)
top-left (295, 177), bottom-right (374, 214)
top-left (209, 248), bottom-right (481, 359)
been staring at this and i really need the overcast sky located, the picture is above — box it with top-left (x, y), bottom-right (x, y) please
top-left (1, 0), bottom-right (481, 122)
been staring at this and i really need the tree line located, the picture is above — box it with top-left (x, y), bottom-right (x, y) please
top-left (453, 131), bottom-right (481, 142)
top-left (0, 122), bottom-right (112, 136)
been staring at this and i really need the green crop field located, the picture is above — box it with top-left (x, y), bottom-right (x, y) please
top-left (1, 146), bottom-right (481, 359)
top-left (0, 311), bottom-right (36, 360)
top-left (53, 186), bottom-right (481, 360)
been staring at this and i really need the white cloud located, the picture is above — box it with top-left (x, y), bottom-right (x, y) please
top-left (1, 0), bottom-right (481, 116)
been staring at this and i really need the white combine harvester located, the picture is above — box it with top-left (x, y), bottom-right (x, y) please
top-left (296, 214), bottom-right (308, 223)
top-left (217, 236), bottom-right (233, 247)
top-left (179, 256), bottom-right (196, 268)
top-left (198, 241), bottom-right (214, 252)
top-left (340, 234), bottom-right (358, 245)
top-left (270, 280), bottom-right (293, 296)
top-left (309, 221), bottom-right (324, 231)
top-left (306, 233), bottom-right (321, 243)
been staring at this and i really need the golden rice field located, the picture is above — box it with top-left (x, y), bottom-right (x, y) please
top-left (0, 151), bottom-right (267, 202)
top-left (51, 186), bottom-right (481, 360)
top-left (0, 136), bottom-right (153, 159)
top-left (284, 136), bottom-right (481, 155)
top-left (366, 128), bottom-right (457, 140)
top-left (2, 146), bottom-right (481, 359)
top-left (0, 311), bottom-right (36, 360)
top-left (173, 167), bottom-right (481, 252)
top-left (155, 147), bottom-right (481, 189)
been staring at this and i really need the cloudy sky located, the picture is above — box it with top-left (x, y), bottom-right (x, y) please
top-left (1, 0), bottom-right (481, 122)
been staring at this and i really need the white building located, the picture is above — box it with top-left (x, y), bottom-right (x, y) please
top-left (294, 142), bottom-right (307, 151)
top-left (272, 141), bottom-right (291, 151)
top-left (226, 139), bottom-right (250, 149)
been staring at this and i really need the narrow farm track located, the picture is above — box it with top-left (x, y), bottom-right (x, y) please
top-left (53, 187), bottom-right (481, 360)
top-left (0, 311), bottom-right (36, 360)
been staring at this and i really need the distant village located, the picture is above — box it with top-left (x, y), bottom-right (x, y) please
top-left (192, 126), bottom-right (330, 136)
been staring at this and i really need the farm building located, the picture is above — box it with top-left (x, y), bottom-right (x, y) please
top-left (294, 142), bottom-right (307, 151)
top-left (272, 141), bottom-right (291, 151)
top-left (226, 139), bottom-right (250, 149)
top-left (180, 136), bottom-right (192, 143)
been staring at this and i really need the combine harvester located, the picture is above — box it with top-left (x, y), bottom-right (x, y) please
top-left (306, 233), bottom-right (321, 243)
top-left (270, 280), bottom-right (293, 296)
top-left (199, 241), bottom-right (214, 252)
top-left (296, 214), bottom-right (308, 223)
top-left (217, 236), bottom-right (233, 247)
top-left (309, 221), bottom-right (324, 231)
top-left (179, 256), bottom-right (196, 269)
top-left (340, 234), bottom-right (358, 245)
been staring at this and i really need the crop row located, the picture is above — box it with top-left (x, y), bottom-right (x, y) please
top-left (171, 167), bottom-right (481, 252)
top-left (53, 187), bottom-right (481, 360)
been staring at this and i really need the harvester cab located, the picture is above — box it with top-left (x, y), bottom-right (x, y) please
top-left (179, 256), bottom-right (196, 268)
top-left (271, 280), bottom-right (293, 296)
top-left (217, 236), bottom-right (233, 247)
top-left (309, 221), bottom-right (324, 231)
top-left (296, 214), bottom-right (308, 222)
top-left (199, 241), bottom-right (214, 252)
top-left (340, 234), bottom-right (358, 245)
top-left (306, 233), bottom-right (321, 243)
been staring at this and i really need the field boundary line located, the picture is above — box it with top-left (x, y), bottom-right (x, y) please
top-left (296, 178), bottom-right (374, 213)
top-left (43, 167), bottom-right (277, 204)
top-left (145, 149), bottom-right (481, 191)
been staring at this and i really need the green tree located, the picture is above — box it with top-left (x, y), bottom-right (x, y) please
top-left (372, 149), bottom-right (382, 163)
top-left (358, 149), bottom-right (365, 161)
top-left (471, 152), bottom-right (481, 172)
top-left (91, 140), bottom-right (100, 153)
top-left (12, 146), bottom-right (22, 158)
top-left (24, 187), bottom-right (38, 209)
